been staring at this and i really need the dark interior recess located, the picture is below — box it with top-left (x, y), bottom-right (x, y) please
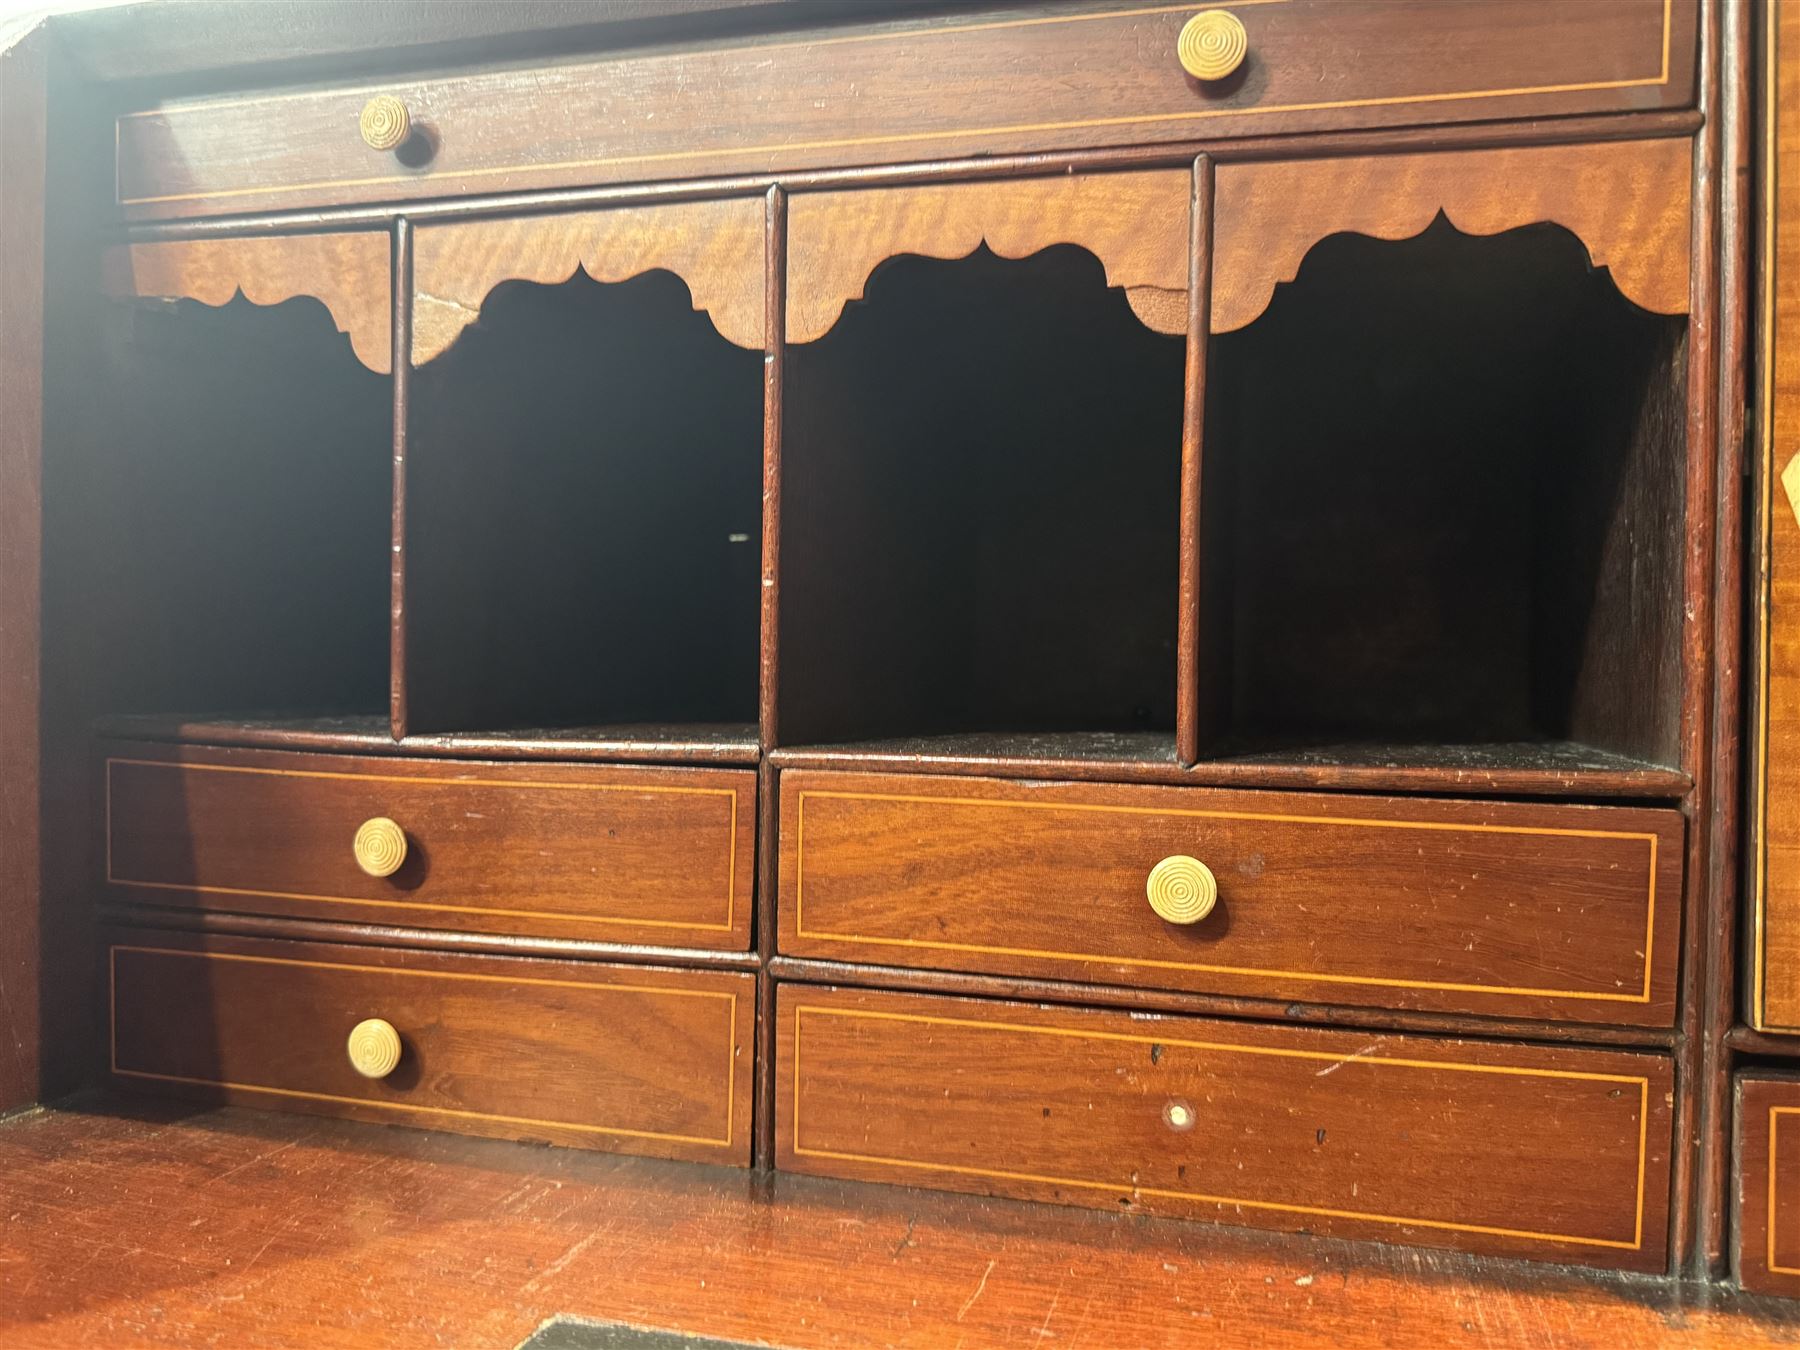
top-left (406, 267), bottom-right (764, 737)
top-left (1199, 217), bottom-right (1688, 773)
top-left (778, 244), bottom-right (1186, 752)
top-left (76, 296), bottom-right (391, 721)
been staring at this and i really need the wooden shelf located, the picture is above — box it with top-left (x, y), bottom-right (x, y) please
top-left (95, 713), bottom-right (761, 766)
top-left (772, 732), bottom-right (1687, 798)
top-left (1192, 737), bottom-right (1690, 798)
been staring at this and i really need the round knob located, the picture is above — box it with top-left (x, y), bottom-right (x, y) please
top-left (346, 1018), bottom-right (403, 1079)
top-left (359, 95), bottom-right (412, 152)
top-left (1178, 9), bottom-right (1249, 82)
top-left (353, 817), bottom-right (408, 878)
top-left (1146, 854), bottom-right (1218, 924)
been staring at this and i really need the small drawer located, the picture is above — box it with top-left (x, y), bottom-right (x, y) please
top-left (776, 985), bottom-right (1672, 1271)
top-left (106, 930), bottom-right (754, 1163)
top-left (1736, 1074), bottom-right (1800, 1297)
top-left (103, 741), bottom-right (755, 948)
top-left (778, 771), bottom-right (1683, 1025)
top-left (115, 0), bottom-right (1697, 221)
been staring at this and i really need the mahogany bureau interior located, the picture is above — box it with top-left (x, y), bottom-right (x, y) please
top-left (21, 0), bottom-right (1797, 1305)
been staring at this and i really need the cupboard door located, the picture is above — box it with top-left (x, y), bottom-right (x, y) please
top-left (1755, 0), bottom-right (1800, 1030)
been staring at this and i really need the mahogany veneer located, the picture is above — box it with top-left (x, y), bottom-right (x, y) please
top-left (776, 984), bottom-right (1674, 1272)
top-left (106, 929), bottom-right (755, 1163)
top-left (777, 770), bottom-right (1684, 1025)
top-left (103, 741), bottom-right (756, 949)
top-left (112, 0), bottom-right (1698, 221)
top-left (1737, 1075), bottom-right (1800, 1296)
top-left (6, 1098), bottom-right (1797, 1349)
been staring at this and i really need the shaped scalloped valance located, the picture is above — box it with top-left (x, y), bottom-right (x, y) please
top-left (409, 197), bottom-right (766, 365)
top-left (1212, 138), bottom-right (1692, 335)
top-left (785, 170), bottom-right (1193, 345)
top-left (101, 233), bottom-right (394, 374)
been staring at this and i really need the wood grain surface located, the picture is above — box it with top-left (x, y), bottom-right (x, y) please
top-left (103, 741), bottom-right (755, 949)
top-left (0, 30), bottom-right (46, 1114)
top-left (100, 234), bottom-right (394, 372)
top-left (777, 770), bottom-right (1683, 1025)
top-left (768, 734), bottom-right (1694, 797)
top-left (1694, 0), bottom-right (1752, 1282)
top-left (785, 170), bottom-right (1190, 343)
top-left (1737, 1073), bottom-right (1800, 1296)
top-left (768, 954), bottom-right (1678, 1050)
top-left (411, 196), bottom-right (765, 362)
top-left (1754, 0), bottom-right (1800, 1031)
top-left (105, 929), bottom-right (755, 1163)
top-left (94, 713), bottom-right (763, 766)
top-left (1212, 138), bottom-right (1693, 334)
top-left (113, 0), bottom-right (1697, 221)
top-left (775, 984), bottom-right (1674, 1271)
top-left (4, 1097), bottom-right (1795, 1348)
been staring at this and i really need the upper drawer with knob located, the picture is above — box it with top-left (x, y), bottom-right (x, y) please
top-left (114, 0), bottom-right (1697, 221)
top-left (776, 770), bottom-right (1683, 1026)
top-left (101, 741), bottom-right (755, 949)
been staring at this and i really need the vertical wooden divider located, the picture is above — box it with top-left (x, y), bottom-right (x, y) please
top-left (1175, 155), bottom-right (1214, 767)
top-left (0, 28), bottom-right (47, 1113)
top-left (1697, 0), bottom-right (1751, 1279)
top-left (389, 218), bottom-right (413, 742)
top-left (761, 186), bottom-right (785, 758)
top-left (755, 184), bottom-right (786, 1168)
top-left (1672, 0), bottom-right (1723, 1278)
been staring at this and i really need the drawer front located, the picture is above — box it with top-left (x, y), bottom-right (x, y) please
top-left (777, 985), bottom-right (1672, 1271)
top-left (103, 742), bottom-right (754, 948)
top-left (116, 0), bottom-right (1696, 221)
top-left (107, 931), bottom-right (755, 1163)
top-left (1736, 1074), bottom-right (1800, 1296)
top-left (779, 771), bottom-right (1682, 1024)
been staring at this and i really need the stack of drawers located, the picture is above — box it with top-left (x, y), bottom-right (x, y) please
top-left (102, 743), bottom-right (756, 1162)
top-left (771, 772), bottom-right (1684, 1271)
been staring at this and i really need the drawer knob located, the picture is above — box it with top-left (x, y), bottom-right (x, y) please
top-left (1146, 854), bottom-right (1218, 924)
top-left (353, 816), bottom-right (408, 877)
top-left (1177, 9), bottom-right (1249, 82)
top-left (347, 1018), bottom-right (403, 1079)
top-left (359, 95), bottom-right (412, 152)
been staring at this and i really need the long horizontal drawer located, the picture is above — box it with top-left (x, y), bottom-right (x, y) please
top-left (107, 930), bottom-right (755, 1163)
top-left (103, 741), bottom-right (755, 948)
top-left (776, 984), bottom-right (1672, 1271)
top-left (115, 0), bottom-right (1696, 220)
top-left (777, 770), bottom-right (1683, 1024)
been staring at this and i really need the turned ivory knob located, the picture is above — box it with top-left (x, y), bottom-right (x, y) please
top-left (347, 1018), bottom-right (403, 1079)
top-left (1178, 9), bottom-right (1249, 82)
top-left (353, 816), bottom-right (408, 877)
top-left (1146, 854), bottom-right (1218, 924)
top-left (359, 95), bottom-right (412, 151)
